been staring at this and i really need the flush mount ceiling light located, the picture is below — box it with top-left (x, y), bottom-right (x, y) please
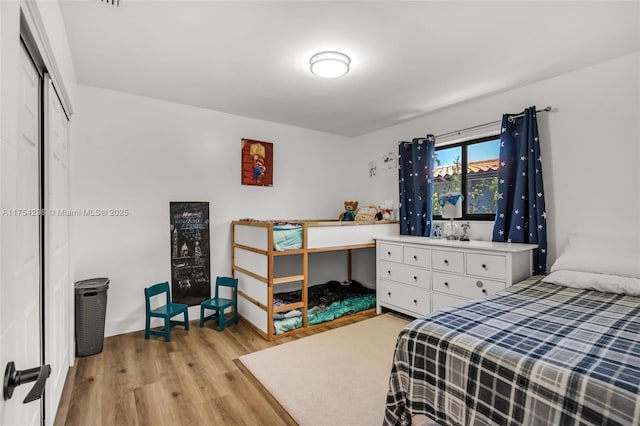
top-left (309, 51), bottom-right (351, 78)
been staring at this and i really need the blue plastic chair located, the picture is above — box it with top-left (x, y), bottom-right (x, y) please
top-left (144, 281), bottom-right (189, 342)
top-left (200, 276), bottom-right (239, 330)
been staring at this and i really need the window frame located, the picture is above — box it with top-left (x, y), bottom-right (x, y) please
top-left (433, 134), bottom-right (500, 222)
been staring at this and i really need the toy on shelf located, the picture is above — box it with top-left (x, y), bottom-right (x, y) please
top-left (375, 200), bottom-right (394, 221)
top-left (339, 201), bottom-right (358, 221)
top-left (355, 205), bottom-right (378, 222)
top-left (432, 223), bottom-right (443, 239)
top-left (459, 222), bottom-right (471, 241)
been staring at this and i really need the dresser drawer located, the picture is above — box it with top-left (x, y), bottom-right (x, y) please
top-left (379, 279), bottom-right (430, 316)
top-left (433, 272), bottom-right (506, 299)
top-left (379, 260), bottom-right (405, 283)
top-left (401, 265), bottom-right (431, 290)
top-left (432, 250), bottom-right (464, 274)
top-left (432, 292), bottom-right (469, 312)
top-left (403, 246), bottom-right (431, 268)
top-left (379, 261), bottom-right (431, 289)
top-left (379, 243), bottom-right (403, 263)
top-left (466, 253), bottom-right (506, 280)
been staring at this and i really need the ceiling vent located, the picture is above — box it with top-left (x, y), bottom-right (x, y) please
top-left (100, 0), bottom-right (120, 6)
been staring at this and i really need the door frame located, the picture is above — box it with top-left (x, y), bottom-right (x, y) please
top-left (21, 0), bottom-right (74, 118)
top-left (21, 0), bottom-right (75, 371)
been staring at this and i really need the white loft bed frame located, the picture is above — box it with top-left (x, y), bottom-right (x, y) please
top-left (231, 220), bottom-right (398, 340)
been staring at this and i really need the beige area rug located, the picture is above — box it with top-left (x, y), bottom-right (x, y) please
top-left (239, 314), bottom-right (411, 426)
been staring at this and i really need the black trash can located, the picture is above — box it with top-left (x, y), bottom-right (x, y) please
top-left (74, 278), bottom-right (109, 357)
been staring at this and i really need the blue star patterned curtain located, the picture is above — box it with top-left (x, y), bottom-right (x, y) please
top-left (398, 135), bottom-right (435, 236)
top-left (492, 107), bottom-right (547, 274)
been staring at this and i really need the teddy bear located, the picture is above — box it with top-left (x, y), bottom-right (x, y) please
top-left (339, 201), bottom-right (358, 221)
top-left (355, 205), bottom-right (378, 222)
top-left (378, 200), bottom-right (394, 220)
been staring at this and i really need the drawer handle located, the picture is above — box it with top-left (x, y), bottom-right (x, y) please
top-left (387, 270), bottom-right (391, 275)
top-left (444, 282), bottom-right (449, 287)
top-left (413, 299), bottom-right (417, 304)
top-left (413, 276), bottom-right (417, 281)
top-left (413, 255), bottom-right (418, 261)
top-left (444, 259), bottom-right (449, 265)
top-left (482, 289), bottom-right (487, 294)
top-left (387, 291), bottom-right (391, 296)
top-left (482, 264), bottom-right (487, 269)
top-left (387, 251), bottom-right (391, 256)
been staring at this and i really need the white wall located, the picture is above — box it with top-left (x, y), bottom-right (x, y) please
top-left (351, 52), bottom-right (640, 266)
top-left (71, 86), bottom-right (362, 336)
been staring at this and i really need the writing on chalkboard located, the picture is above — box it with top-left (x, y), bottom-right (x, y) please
top-left (170, 202), bottom-right (211, 306)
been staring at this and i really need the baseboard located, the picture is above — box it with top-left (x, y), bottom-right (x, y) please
top-left (105, 317), bottom-right (143, 337)
top-left (105, 305), bottom-right (202, 337)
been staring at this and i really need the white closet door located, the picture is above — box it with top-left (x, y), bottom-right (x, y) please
top-left (0, 44), bottom-right (43, 426)
top-left (44, 75), bottom-right (72, 425)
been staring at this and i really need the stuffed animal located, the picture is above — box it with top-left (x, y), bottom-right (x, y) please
top-left (339, 201), bottom-right (358, 221)
top-left (378, 200), bottom-right (394, 220)
top-left (355, 205), bottom-right (378, 222)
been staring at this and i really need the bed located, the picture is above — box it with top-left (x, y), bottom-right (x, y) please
top-left (385, 234), bottom-right (640, 426)
top-left (232, 219), bottom-right (398, 339)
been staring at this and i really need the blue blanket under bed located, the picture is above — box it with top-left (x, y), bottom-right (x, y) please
top-left (273, 280), bottom-right (376, 335)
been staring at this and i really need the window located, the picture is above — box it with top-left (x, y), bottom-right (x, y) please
top-left (432, 135), bottom-right (500, 220)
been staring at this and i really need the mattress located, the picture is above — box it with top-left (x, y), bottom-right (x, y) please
top-left (384, 276), bottom-right (640, 426)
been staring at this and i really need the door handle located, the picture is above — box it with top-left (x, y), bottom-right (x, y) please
top-left (3, 361), bottom-right (51, 403)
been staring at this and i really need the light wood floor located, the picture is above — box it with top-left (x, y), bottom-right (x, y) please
top-left (54, 314), bottom-right (375, 426)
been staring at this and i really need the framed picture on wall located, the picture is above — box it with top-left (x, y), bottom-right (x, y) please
top-left (241, 138), bottom-right (273, 186)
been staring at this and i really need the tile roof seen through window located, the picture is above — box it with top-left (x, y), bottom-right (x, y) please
top-left (434, 158), bottom-right (498, 179)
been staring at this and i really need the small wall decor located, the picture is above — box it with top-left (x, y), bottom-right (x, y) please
top-left (369, 161), bottom-right (377, 177)
top-left (381, 152), bottom-right (397, 169)
top-left (170, 202), bottom-right (211, 305)
top-left (241, 138), bottom-right (273, 186)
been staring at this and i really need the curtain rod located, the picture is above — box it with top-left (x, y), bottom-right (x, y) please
top-left (400, 106), bottom-right (552, 144)
top-left (433, 106), bottom-right (552, 140)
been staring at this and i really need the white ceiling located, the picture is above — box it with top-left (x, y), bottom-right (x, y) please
top-left (59, 1), bottom-right (639, 137)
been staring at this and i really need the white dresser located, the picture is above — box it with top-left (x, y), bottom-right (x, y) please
top-left (375, 236), bottom-right (538, 318)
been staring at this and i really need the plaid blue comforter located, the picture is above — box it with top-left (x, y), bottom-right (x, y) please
top-left (384, 276), bottom-right (640, 426)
